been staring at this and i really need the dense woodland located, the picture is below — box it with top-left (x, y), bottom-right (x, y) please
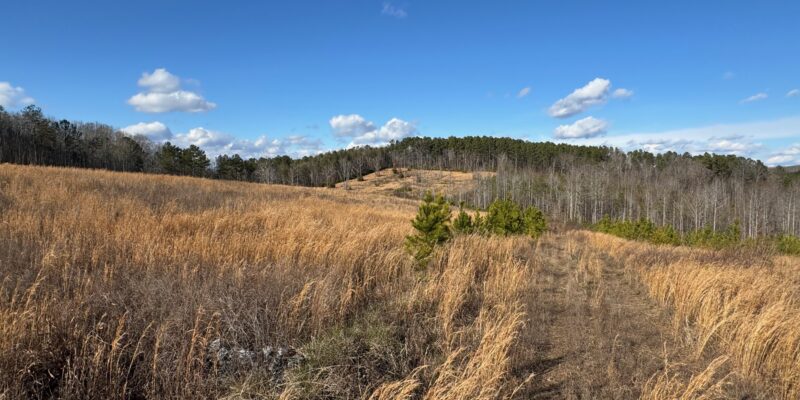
top-left (2, 105), bottom-right (799, 237)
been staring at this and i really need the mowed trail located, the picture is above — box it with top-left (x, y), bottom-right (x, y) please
top-left (512, 233), bottom-right (763, 399)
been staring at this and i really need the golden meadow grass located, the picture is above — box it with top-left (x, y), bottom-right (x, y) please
top-left (0, 164), bottom-right (535, 399)
top-left (3, 163), bottom-right (799, 399)
top-left (579, 231), bottom-right (800, 399)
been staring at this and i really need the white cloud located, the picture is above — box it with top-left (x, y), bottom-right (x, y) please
top-left (128, 91), bottom-right (217, 113)
top-left (121, 121), bottom-right (173, 141)
top-left (329, 114), bottom-right (376, 137)
top-left (136, 68), bottom-right (180, 93)
top-left (548, 78), bottom-right (611, 118)
top-left (621, 136), bottom-right (761, 157)
top-left (351, 118), bottom-right (417, 146)
top-left (381, 2), bottom-right (407, 18)
top-left (0, 82), bottom-right (35, 108)
top-left (174, 127), bottom-right (234, 149)
top-left (517, 87), bottom-right (531, 98)
top-left (127, 68), bottom-right (216, 113)
top-left (766, 145), bottom-right (800, 166)
top-left (553, 116), bottom-right (608, 139)
top-left (787, 89), bottom-right (799, 97)
top-left (169, 127), bottom-right (323, 159)
top-left (612, 88), bottom-right (634, 99)
top-left (553, 116), bottom-right (800, 162)
top-left (740, 92), bottom-right (768, 103)
top-left (703, 136), bottom-right (760, 156)
top-left (329, 114), bottom-right (418, 147)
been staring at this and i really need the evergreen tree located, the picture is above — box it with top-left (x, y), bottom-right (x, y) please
top-left (182, 145), bottom-right (210, 177)
top-left (405, 191), bottom-right (452, 264)
top-left (473, 211), bottom-right (488, 235)
top-left (156, 142), bottom-right (183, 174)
top-left (523, 206), bottom-right (547, 239)
top-left (452, 201), bottom-right (474, 234)
top-left (486, 198), bottom-right (525, 236)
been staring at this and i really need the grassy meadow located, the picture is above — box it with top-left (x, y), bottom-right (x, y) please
top-left (1, 164), bottom-right (799, 399)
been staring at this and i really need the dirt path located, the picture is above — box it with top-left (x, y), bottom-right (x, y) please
top-left (511, 234), bottom-right (759, 399)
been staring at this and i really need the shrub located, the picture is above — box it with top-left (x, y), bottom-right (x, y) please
top-left (650, 225), bottom-right (681, 246)
top-left (473, 211), bottom-right (488, 235)
top-left (486, 198), bottom-right (525, 236)
top-left (777, 234), bottom-right (800, 255)
top-left (523, 206), bottom-right (547, 239)
top-left (405, 191), bottom-right (452, 264)
top-left (452, 202), bottom-right (475, 234)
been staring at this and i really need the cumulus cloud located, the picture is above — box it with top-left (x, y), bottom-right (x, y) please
top-left (517, 87), bottom-right (531, 98)
top-left (381, 2), bottom-right (407, 18)
top-left (121, 121), bottom-right (173, 141)
top-left (787, 89), bottom-right (799, 98)
top-left (629, 138), bottom-right (694, 154)
top-left (554, 116), bottom-right (608, 139)
top-left (329, 114), bottom-right (418, 147)
top-left (0, 82), bottom-right (35, 108)
top-left (545, 116), bottom-right (800, 164)
top-left (329, 114), bottom-right (376, 137)
top-left (170, 127), bottom-right (324, 159)
top-left (548, 78), bottom-right (634, 118)
top-left (621, 136), bottom-right (761, 157)
top-left (137, 68), bottom-right (180, 93)
top-left (127, 68), bottom-right (216, 113)
top-left (612, 88), bottom-right (634, 99)
top-left (548, 78), bottom-right (611, 118)
top-left (766, 145), bottom-right (800, 166)
top-left (740, 92), bottom-right (768, 103)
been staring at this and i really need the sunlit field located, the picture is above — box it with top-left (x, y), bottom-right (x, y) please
top-left (0, 165), bottom-right (534, 398)
top-left (1, 164), bottom-right (798, 399)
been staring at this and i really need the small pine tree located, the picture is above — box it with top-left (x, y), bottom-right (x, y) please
top-left (452, 201), bottom-right (474, 234)
top-left (486, 198), bottom-right (525, 236)
top-left (405, 191), bottom-right (452, 264)
top-left (473, 211), bottom-right (487, 235)
top-left (523, 206), bottom-right (547, 239)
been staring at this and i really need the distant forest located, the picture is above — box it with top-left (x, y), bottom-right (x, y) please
top-left (2, 105), bottom-right (799, 237)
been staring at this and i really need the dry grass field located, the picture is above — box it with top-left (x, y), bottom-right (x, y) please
top-left (1, 164), bottom-right (798, 399)
top-left (335, 168), bottom-right (493, 200)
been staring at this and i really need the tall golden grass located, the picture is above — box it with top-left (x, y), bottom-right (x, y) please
top-left (0, 164), bottom-right (535, 398)
top-left (579, 231), bottom-right (800, 399)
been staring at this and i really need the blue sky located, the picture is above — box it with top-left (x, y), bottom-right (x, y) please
top-left (1, 0), bottom-right (799, 165)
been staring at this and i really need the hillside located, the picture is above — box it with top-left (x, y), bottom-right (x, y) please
top-left (335, 167), bottom-right (494, 199)
top-left (2, 164), bottom-right (799, 398)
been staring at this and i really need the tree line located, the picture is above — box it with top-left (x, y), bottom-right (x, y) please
top-left (2, 105), bottom-right (798, 238)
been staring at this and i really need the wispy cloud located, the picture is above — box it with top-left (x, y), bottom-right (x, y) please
top-left (766, 144), bottom-right (800, 166)
top-left (740, 92), bottom-right (768, 104)
top-left (722, 71), bottom-right (735, 80)
top-left (787, 89), bottom-right (799, 98)
top-left (517, 87), bottom-right (531, 98)
top-left (381, 2), bottom-right (407, 18)
top-left (611, 88), bottom-right (634, 99)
